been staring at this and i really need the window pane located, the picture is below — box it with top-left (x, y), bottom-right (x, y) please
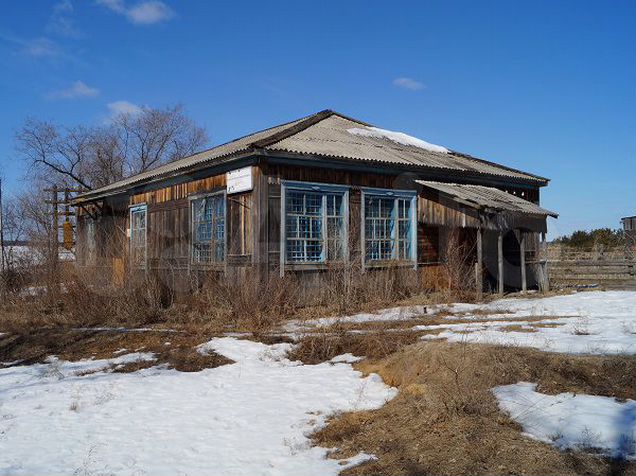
top-left (364, 194), bottom-right (413, 262)
top-left (192, 195), bottom-right (225, 264)
top-left (130, 208), bottom-right (146, 267)
top-left (285, 188), bottom-right (345, 263)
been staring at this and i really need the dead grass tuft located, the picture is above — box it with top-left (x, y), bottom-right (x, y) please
top-left (288, 328), bottom-right (421, 364)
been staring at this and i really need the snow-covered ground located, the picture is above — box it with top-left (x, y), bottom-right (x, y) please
top-left (0, 338), bottom-right (395, 476)
top-left (493, 382), bottom-right (635, 459)
top-left (419, 291), bottom-right (636, 354)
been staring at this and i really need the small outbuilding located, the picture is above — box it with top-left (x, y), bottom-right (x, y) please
top-left (73, 110), bottom-right (557, 293)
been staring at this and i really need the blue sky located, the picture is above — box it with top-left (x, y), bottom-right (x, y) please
top-left (0, 0), bottom-right (634, 237)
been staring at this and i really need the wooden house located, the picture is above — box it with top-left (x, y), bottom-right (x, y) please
top-left (73, 110), bottom-right (557, 293)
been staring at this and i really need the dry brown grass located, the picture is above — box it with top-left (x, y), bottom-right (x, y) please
top-left (310, 339), bottom-right (636, 476)
top-left (0, 328), bottom-right (230, 372)
top-left (288, 327), bottom-right (422, 364)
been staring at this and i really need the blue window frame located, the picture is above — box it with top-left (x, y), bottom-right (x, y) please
top-left (281, 182), bottom-right (349, 264)
top-left (362, 188), bottom-right (417, 264)
top-left (191, 193), bottom-right (225, 264)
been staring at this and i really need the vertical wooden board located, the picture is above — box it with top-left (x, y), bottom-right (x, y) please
top-left (349, 189), bottom-right (361, 258)
top-left (268, 183), bottom-right (281, 253)
top-left (251, 163), bottom-right (269, 271)
top-left (243, 194), bottom-right (253, 255)
top-left (227, 194), bottom-right (239, 255)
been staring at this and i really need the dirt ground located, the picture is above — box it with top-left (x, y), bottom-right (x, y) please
top-left (0, 328), bottom-right (230, 372)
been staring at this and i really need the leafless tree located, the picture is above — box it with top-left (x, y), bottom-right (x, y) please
top-left (16, 104), bottom-right (208, 190)
top-left (112, 104), bottom-right (208, 176)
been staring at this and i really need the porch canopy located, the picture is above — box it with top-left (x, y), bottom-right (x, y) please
top-left (415, 180), bottom-right (558, 233)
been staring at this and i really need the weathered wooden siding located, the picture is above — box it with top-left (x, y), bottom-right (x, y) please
top-left (129, 172), bottom-right (246, 271)
top-left (130, 175), bottom-right (227, 206)
top-left (419, 224), bottom-right (441, 263)
top-left (147, 199), bottom-right (190, 269)
top-left (417, 189), bottom-right (481, 229)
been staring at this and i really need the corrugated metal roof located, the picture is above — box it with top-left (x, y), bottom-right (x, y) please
top-left (267, 115), bottom-right (545, 182)
top-left (76, 110), bottom-right (549, 202)
top-left (416, 180), bottom-right (558, 217)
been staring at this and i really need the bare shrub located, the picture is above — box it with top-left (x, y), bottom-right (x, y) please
top-left (440, 229), bottom-right (477, 301)
top-left (182, 270), bottom-right (302, 334)
top-left (288, 325), bottom-right (420, 365)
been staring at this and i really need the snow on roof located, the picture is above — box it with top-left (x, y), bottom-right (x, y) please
top-left (347, 126), bottom-right (449, 154)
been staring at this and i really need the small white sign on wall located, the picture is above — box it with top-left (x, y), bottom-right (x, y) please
top-left (226, 166), bottom-right (253, 194)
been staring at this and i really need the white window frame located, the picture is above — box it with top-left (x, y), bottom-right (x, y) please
top-left (189, 190), bottom-right (227, 266)
top-left (361, 187), bottom-right (417, 268)
top-left (129, 204), bottom-right (147, 269)
top-left (280, 181), bottom-right (349, 273)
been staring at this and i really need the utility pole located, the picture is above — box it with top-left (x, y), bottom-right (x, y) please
top-left (43, 185), bottom-right (82, 281)
top-left (51, 184), bottom-right (59, 293)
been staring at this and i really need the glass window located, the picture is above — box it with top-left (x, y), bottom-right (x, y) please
top-left (364, 190), bottom-right (415, 263)
top-left (85, 218), bottom-right (96, 265)
top-left (284, 184), bottom-right (347, 263)
top-left (130, 205), bottom-right (147, 268)
top-left (191, 194), bottom-right (225, 264)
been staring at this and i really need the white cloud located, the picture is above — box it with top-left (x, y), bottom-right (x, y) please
top-left (97, 0), bottom-right (174, 25)
top-left (47, 0), bottom-right (81, 38)
top-left (21, 37), bottom-right (60, 58)
top-left (127, 1), bottom-right (174, 24)
top-left (107, 100), bottom-right (142, 117)
top-left (47, 81), bottom-right (100, 100)
top-left (392, 77), bottom-right (425, 91)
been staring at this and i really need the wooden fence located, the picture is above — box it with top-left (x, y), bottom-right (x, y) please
top-left (546, 245), bottom-right (636, 290)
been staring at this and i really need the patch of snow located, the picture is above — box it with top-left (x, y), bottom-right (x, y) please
top-left (0, 337), bottom-right (395, 475)
top-left (329, 353), bottom-right (363, 364)
top-left (348, 126), bottom-right (449, 153)
top-left (38, 352), bottom-right (156, 378)
top-left (285, 305), bottom-right (428, 333)
top-left (419, 291), bottom-right (636, 355)
top-left (72, 326), bottom-right (173, 333)
top-left (493, 382), bottom-right (635, 459)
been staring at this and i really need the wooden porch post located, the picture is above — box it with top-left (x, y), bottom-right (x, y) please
top-left (475, 227), bottom-right (483, 300)
top-left (540, 231), bottom-right (548, 292)
top-left (497, 231), bottom-right (504, 295)
top-left (252, 162), bottom-right (269, 281)
top-left (520, 230), bottom-right (527, 293)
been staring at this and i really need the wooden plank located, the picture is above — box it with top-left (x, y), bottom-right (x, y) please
top-left (520, 231), bottom-right (527, 292)
top-left (252, 162), bottom-right (269, 278)
top-left (476, 227), bottom-right (483, 299)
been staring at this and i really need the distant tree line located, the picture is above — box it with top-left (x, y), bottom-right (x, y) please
top-left (552, 228), bottom-right (627, 249)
